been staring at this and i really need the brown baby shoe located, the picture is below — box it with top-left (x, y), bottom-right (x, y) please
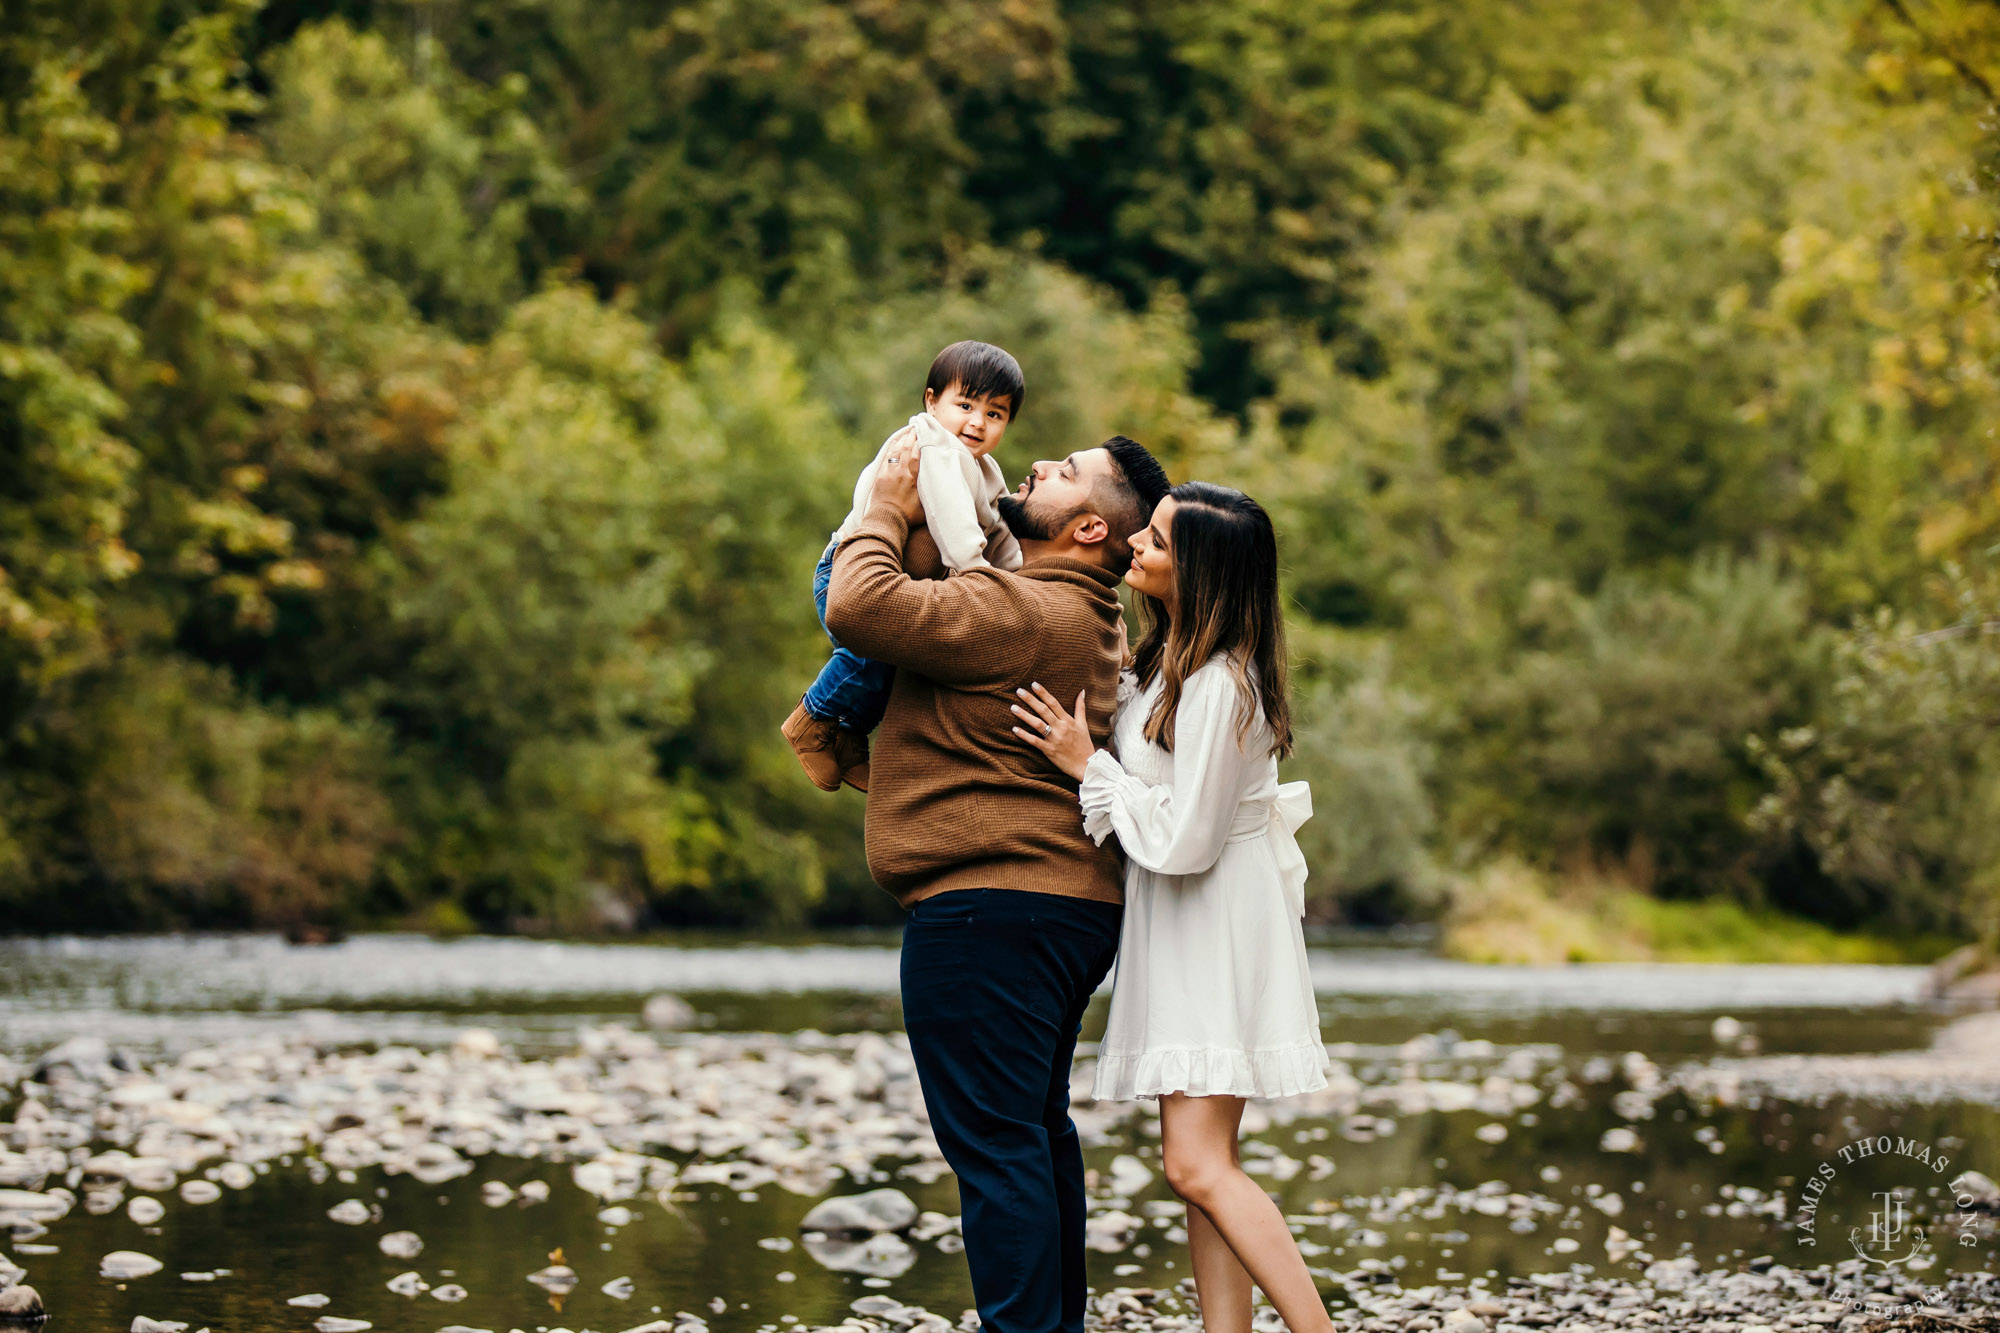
top-left (836, 730), bottom-right (870, 793)
top-left (782, 701), bottom-right (845, 791)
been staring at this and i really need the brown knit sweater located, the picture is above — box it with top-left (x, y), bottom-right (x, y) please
top-left (823, 501), bottom-right (1126, 908)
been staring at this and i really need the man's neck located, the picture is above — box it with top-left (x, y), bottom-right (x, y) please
top-left (1018, 537), bottom-right (1085, 565)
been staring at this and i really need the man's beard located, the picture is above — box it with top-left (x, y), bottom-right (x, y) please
top-left (999, 484), bottom-right (1082, 542)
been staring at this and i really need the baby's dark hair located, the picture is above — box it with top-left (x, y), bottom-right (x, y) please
top-left (926, 341), bottom-right (1026, 416)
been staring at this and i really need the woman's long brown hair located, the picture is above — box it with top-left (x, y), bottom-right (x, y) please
top-left (1130, 481), bottom-right (1293, 758)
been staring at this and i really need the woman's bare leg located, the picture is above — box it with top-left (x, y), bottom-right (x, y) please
top-left (1187, 1186), bottom-right (1254, 1333)
top-left (1160, 1092), bottom-right (1335, 1333)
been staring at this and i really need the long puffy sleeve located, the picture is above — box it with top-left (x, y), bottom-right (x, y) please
top-left (913, 427), bottom-right (992, 573)
top-left (976, 455), bottom-right (1023, 572)
top-left (1079, 664), bottom-right (1253, 876)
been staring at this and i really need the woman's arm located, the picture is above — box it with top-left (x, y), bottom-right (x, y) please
top-left (1014, 665), bottom-right (1253, 876)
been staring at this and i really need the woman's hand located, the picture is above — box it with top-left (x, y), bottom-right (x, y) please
top-left (1011, 682), bottom-right (1095, 781)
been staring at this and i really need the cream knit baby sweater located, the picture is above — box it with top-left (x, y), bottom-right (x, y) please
top-left (831, 412), bottom-right (1023, 573)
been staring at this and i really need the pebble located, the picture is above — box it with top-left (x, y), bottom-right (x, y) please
top-left (326, 1200), bottom-right (370, 1225)
top-left (99, 1251), bottom-right (163, 1279)
top-left (176, 1181), bottom-right (219, 1206)
top-left (0, 1285), bottom-right (45, 1321)
top-left (126, 1197), bottom-right (164, 1226)
top-left (1958, 1169), bottom-right (2000, 1209)
top-left (798, 1188), bottom-right (917, 1235)
top-left (430, 1283), bottom-right (469, 1302)
top-left (800, 1231), bottom-right (914, 1279)
top-left (453, 1030), bottom-right (502, 1060)
top-left (1084, 1210), bottom-right (1141, 1253)
top-left (287, 1293), bottom-right (331, 1307)
top-left (311, 1318), bottom-right (371, 1333)
top-left (129, 1318), bottom-right (186, 1332)
top-left (527, 1263), bottom-right (577, 1293)
top-left (602, 1275), bottom-right (636, 1299)
top-left (1107, 1155), bottom-right (1153, 1195)
top-left (479, 1182), bottom-right (514, 1207)
top-left (386, 1270), bottom-right (428, 1296)
top-left (378, 1230), bottom-right (423, 1259)
top-left (642, 994), bottom-right (697, 1030)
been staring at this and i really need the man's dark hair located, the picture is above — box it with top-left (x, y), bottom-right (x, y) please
top-left (926, 341), bottom-right (1026, 416)
top-left (1094, 435), bottom-right (1171, 576)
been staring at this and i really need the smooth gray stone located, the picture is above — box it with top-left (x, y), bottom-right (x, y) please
top-left (799, 1187), bottom-right (918, 1236)
top-left (0, 1284), bottom-right (45, 1322)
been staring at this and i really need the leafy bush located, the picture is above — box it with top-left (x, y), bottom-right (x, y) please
top-left (1284, 650), bottom-right (1441, 921)
top-left (1449, 555), bottom-right (1826, 899)
top-left (2, 658), bottom-right (395, 930)
top-left (1751, 565), bottom-right (2000, 945)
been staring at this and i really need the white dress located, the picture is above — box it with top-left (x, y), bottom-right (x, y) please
top-left (1082, 657), bottom-right (1330, 1101)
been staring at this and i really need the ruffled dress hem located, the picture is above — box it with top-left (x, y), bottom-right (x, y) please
top-left (1091, 1042), bottom-right (1331, 1102)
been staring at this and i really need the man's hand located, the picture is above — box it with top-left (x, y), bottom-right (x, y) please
top-left (874, 428), bottom-right (925, 525)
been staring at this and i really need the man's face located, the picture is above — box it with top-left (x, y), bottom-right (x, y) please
top-left (999, 448), bottom-right (1111, 541)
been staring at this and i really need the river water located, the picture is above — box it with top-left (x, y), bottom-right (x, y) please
top-left (0, 934), bottom-right (1993, 1332)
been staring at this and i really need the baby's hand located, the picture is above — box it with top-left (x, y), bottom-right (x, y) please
top-left (875, 429), bottom-right (925, 524)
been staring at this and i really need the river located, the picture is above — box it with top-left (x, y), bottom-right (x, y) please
top-left (0, 934), bottom-right (1992, 1332)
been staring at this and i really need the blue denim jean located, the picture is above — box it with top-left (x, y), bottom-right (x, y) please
top-left (803, 542), bottom-right (895, 734)
top-left (901, 889), bottom-right (1123, 1333)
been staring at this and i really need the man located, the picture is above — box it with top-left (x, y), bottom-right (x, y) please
top-left (823, 435), bottom-right (1170, 1333)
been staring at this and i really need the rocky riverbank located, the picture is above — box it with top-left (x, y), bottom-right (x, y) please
top-left (823, 1262), bottom-right (2000, 1333)
top-left (1682, 1011), bottom-right (2000, 1105)
top-left (3, 1012), bottom-right (1997, 1332)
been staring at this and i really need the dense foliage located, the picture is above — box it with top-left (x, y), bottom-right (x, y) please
top-left (2, 0), bottom-right (1996, 940)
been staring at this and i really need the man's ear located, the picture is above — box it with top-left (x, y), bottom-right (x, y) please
top-left (1067, 513), bottom-right (1111, 548)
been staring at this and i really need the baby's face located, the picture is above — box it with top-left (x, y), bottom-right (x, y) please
top-left (924, 380), bottom-right (1014, 457)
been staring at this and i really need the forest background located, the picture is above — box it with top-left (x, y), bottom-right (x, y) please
top-left (5, 0), bottom-right (2000, 959)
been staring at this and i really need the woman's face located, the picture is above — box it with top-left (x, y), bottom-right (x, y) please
top-left (1124, 496), bottom-right (1176, 604)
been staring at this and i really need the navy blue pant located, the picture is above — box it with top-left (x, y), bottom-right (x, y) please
top-left (901, 888), bottom-right (1123, 1333)
top-left (804, 542), bottom-right (894, 733)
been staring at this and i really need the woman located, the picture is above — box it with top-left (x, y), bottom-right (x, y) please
top-left (1010, 481), bottom-right (1332, 1333)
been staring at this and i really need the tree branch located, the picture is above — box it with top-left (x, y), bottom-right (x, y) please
top-left (1879, 0), bottom-right (1997, 101)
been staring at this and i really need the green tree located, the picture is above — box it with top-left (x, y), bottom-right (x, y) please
top-left (380, 286), bottom-right (849, 926)
top-left (263, 20), bottom-right (579, 338)
top-left (1752, 564), bottom-right (2000, 944)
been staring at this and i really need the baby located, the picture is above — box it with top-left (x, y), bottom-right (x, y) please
top-left (782, 340), bottom-right (1026, 792)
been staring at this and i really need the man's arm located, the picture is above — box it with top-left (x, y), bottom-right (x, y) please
top-left (824, 501), bottom-right (1035, 685)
